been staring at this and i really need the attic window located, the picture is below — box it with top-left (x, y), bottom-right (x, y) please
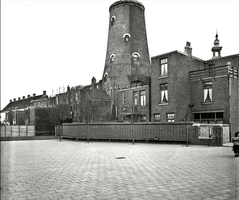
top-left (111, 16), bottom-right (116, 26)
top-left (110, 54), bottom-right (115, 63)
top-left (123, 33), bottom-right (131, 42)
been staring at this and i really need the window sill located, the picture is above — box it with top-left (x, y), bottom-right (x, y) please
top-left (201, 101), bottom-right (214, 105)
top-left (158, 75), bottom-right (168, 79)
top-left (159, 103), bottom-right (168, 106)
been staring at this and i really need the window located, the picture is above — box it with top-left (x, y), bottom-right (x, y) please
top-left (123, 33), bottom-right (131, 42)
top-left (140, 115), bottom-right (146, 122)
top-left (160, 58), bottom-right (168, 76)
top-left (167, 113), bottom-right (175, 122)
top-left (111, 16), bottom-right (115, 26)
top-left (154, 114), bottom-right (160, 122)
top-left (139, 90), bottom-right (146, 106)
top-left (203, 82), bottom-right (212, 102)
top-left (132, 52), bottom-right (140, 67)
top-left (122, 91), bottom-right (125, 105)
top-left (110, 54), bottom-right (115, 63)
top-left (104, 72), bottom-right (108, 82)
top-left (160, 84), bottom-right (168, 104)
top-left (133, 91), bottom-right (137, 105)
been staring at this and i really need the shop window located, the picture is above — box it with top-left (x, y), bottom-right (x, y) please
top-left (160, 84), bottom-right (168, 104)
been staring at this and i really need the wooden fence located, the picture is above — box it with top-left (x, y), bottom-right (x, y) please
top-left (60, 123), bottom-right (229, 146)
top-left (0, 125), bottom-right (35, 137)
top-left (61, 122), bottom-right (192, 143)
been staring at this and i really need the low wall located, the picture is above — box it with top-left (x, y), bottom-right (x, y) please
top-left (0, 125), bottom-right (35, 137)
top-left (62, 122), bottom-right (192, 143)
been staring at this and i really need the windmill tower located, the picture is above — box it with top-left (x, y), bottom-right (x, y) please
top-left (102, 0), bottom-right (150, 94)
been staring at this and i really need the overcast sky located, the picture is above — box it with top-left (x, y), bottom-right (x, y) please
top-left (1, 0), bottom-right (239, 112)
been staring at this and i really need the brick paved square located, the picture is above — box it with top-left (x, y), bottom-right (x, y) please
top-left (1, 140), bottom-right (238, 199)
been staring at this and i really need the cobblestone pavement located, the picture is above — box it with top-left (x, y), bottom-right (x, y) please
top-left (1, 140), bottom-right (238, 200)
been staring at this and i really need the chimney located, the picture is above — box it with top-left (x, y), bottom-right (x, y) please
top-left (33, 93), bottom-right (36, 97)
top-left (22, 96), bottom-right (25, 99)
top-left (43, 91), bottom-right (46, 96)
top-left (18, 97), bottom-right (21, 100)
top-left (67, 85), bottom-right (70, 92)
top-left (14, 98), bottom-right (16, 102)
top-left (27, 95), bottom-right (31, 98)
top-left (91, 76), bottom-right (96, 89)
top-left (184, 41), bottom-right (192, 56)
top-left (10, 99), bottom-right (12, 103)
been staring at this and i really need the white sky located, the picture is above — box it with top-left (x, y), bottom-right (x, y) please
top-left (1, 0), bottom-right (239, 112)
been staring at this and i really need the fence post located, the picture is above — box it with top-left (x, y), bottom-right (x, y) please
top-left (5, 124), bottom-right (7, 137)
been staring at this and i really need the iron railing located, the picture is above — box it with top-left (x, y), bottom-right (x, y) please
top-left (189, 65), bottom-right (238, 81)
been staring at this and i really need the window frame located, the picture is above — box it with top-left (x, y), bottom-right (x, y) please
top-left (160, 83), bottom-right (168, 104)
top-left (139, 90), bottom-right (146, 106)
top-left (160, 58), bottom-right (168, 77)
top-left (153, 113), bottom-right (160, 122)
top-left (167, 113), bottom-right (175, 122)
top-left (133, 91), bottom-right (137, 106)
top-left (203, 81), bottom-right (212, 103)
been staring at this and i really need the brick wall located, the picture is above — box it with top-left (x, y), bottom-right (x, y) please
top-left (151, 51), bottom-right (204, 122)
top-left (190, 76), bottom-right (230, 123)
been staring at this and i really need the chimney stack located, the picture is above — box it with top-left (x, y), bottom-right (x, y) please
top-left (33, 93), bottom-right (36, 97)
top-left (22, 96), bottom-right (25, 99)
top-left (91, 77), bottom-right (96, 89)
top-left (14, 98), bottom-right (16, 102)
top-left (43, 91), bottom-right (46, 96)
top-left (10, 99), bottom-right (12, 103)
top-left (27, 95), bottom-right (31, 98)
top-left (18, 97), bottom-right (21, 100)
top-left (184, 41), bottom-right (192, 56)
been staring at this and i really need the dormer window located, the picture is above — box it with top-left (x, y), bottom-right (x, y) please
top-left (111, 16), bottom-right (116, 26)
top-left (123, 33), bottom-right (131, 42)
top-left (110, 54), bottom-right (115, 63)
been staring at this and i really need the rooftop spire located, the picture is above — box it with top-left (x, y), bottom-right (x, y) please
top-left (211, 31), bottom-right (222, 59)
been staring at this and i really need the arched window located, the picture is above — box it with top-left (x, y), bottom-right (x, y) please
top-left (111, 16), bottom-right (116, 26)
top-left (110, 54), bottom-right (115, 63)
top-left (123, 33), bottom-right (131, 42)
top-left (104, 72), bottom-right (108, 82)
top-left (132, 52), bottom-right (140, 67)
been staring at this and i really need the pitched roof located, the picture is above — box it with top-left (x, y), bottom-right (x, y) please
top-left (1, 95), bottom-right (44, 112)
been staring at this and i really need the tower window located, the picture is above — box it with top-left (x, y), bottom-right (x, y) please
top-left (111, 16), bottom-right (116, 26)
top-left (123, 33), bottom-right (131, 42)
top-left (103, 72), bottom-right (108, 82)
top-left (132, 52), bottom-right (140, 67)
top-left (110, 54), bottom-right (115, 63)
top-left (160, 84), bottom-right (168, 104)
top-left (203, 82), bottom-right (212, 102)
